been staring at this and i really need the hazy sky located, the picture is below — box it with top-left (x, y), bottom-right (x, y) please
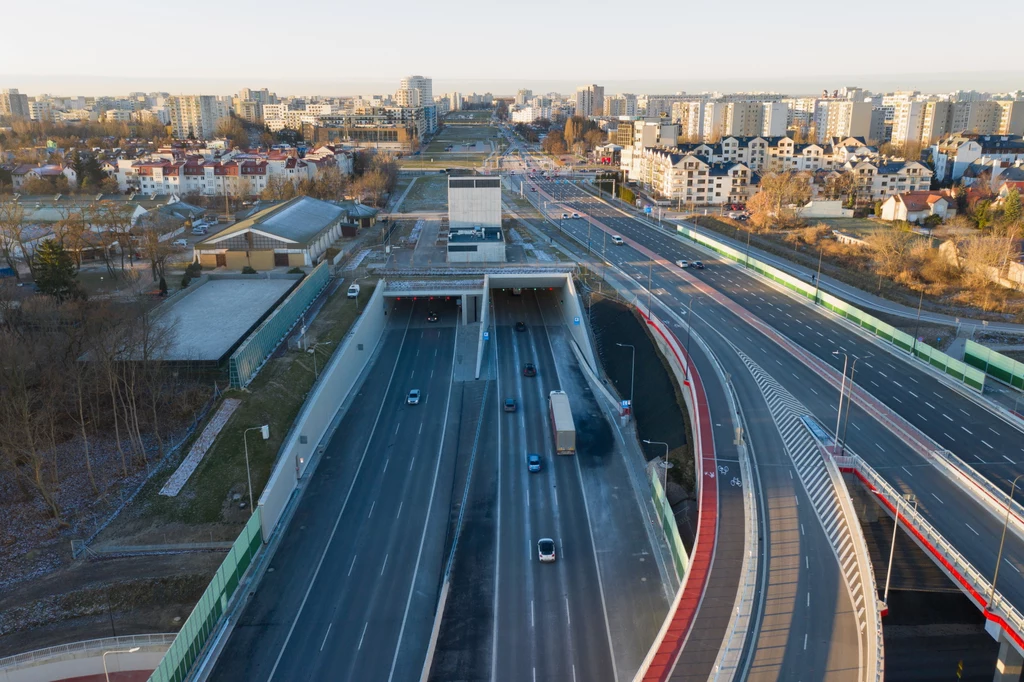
top-left (2, 0), bottom-right (1022, 97)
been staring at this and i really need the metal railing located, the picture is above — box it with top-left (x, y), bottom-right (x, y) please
top-left (839, 453), bottom-right (1024, 650)
top-left (0, 633), bottom-right (175, 670)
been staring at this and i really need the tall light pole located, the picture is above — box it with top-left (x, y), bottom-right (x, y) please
top-left (911, 289), bottom-right (925, 357)
top-left (243, 425), bottom-right (270, 514)
top-left (642, 439), bottom-right (672, 492)
top-left (990, 473), bottom-right (1024, 610)
top-left (103, 647), bottom-right (140, 682)
top-left (307, 341), bottom-right (334, 380)
top-left (814, 248), bottom-right (824, 302)
top-left (839, 356), bottom-right (860, 455)
top-left (883, 493), bottom-right (917, 603)
top-left (616, 343), bottom-right (635, 415)
top-left (832, 351), bottom-right (849, 454)
top-left (647, 259), bottom-right (654, 314)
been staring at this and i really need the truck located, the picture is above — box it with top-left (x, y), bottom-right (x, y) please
top-left (548, 390), bottom-right (576, 455)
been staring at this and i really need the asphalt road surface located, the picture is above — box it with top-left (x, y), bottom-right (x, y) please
top-left (527, 177), bottom-right (1024, 647)
top-left (210, 298), bottom-right (463, 682)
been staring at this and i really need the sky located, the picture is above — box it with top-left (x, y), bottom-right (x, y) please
top-left (2, 0), bottom-right (1023, 97)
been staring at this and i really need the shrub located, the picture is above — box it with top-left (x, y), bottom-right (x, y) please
top-left (287, 267), bottom-right (305, 275)
top-left (241, 265), bottom-right (257, 274)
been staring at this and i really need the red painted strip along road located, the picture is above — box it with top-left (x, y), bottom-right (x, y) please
top-left (639, 310), bottom-right (720, 682)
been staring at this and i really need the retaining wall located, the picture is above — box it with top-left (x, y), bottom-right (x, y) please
top-left (258, 280), bottom-right (388, 541)
top-left (965, 339), bottom-right (1024, 391)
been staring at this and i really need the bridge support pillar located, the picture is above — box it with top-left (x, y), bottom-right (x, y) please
top-left (461, 294), bottom-right (469, 325)
top-left (994, 633), bottom-right (1024, 682)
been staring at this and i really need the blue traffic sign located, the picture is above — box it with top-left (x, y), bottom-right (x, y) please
top-left (483, 331), bottom-right (490, 341)
top-left (643, 206), bottom-right (653, 214)
top-left (573, 316), bottom-right (581, 325)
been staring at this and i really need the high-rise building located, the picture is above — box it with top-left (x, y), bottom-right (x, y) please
top-left (813, 100), bottom-right (872, 143)
top-left (575, 84), bottom-right (604, 117)
top-left (604, 94), bottom-right (637, 117)
top-left (761, 102), bottom-right (789, 137)
top-left (723, 101), bottom-right (764, 137)
top-left (890, 100), bottom-right (926, 148)
top-left (400, 76), bottom-right (433, 108)
top-left (996, 101), bottom-right (1024, 136)
top-left (394, 88), bottom-right (422, 107)
top-left (515, 89), bottom-right (533, 106)
top-left (169, 95), bottom-right (229, 140)
top-left (0, 89), bottom-right (30, 118)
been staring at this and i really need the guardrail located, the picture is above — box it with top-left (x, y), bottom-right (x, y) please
top-left (228, 262), bottom-right (330, 388)
top-left (837, 454), bottom-right (1024, 653)
top-left (926, 447), bottom-right (1024, 541)
top-left (0, 634), bottom-right (175, 671)
top-left (148, 511), bottom-right (263, 682)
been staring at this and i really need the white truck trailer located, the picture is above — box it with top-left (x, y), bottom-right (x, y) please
top-left (548, 390), bottom-right (576, 455)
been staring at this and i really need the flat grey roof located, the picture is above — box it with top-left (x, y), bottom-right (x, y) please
top-left (155, 278), bottom-right (296, 361)
top-left (259, 197), bottom-right (344, 243)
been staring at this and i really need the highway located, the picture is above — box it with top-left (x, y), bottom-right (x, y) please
top-left (210, 298), bottom-right (462, 682)
top-left (523, 177), bottom-right (1024, 639)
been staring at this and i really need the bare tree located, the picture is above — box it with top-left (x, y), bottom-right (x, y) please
top-left (0, 199), bottom-right (30, 279)
top-left (868, 225), bottom-right (920, 278)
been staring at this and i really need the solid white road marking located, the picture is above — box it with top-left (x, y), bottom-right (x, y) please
top-left (368, 501), bottom-right (375, 518)
top-left (320, 622), bottom-right (332, 651)
top-left (966, 523), bottom-right (979, 536)
top-left (358, 621), bottom-right (368, 650)
top-left (348, 555), bottom-right (357, 577)
top-left (381, 554), bottom-right (388, 575)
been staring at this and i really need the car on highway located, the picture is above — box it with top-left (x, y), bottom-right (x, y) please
top-left (504, 397), bottom-right (517, 412)
top-left (529, 187), bottom-right (537, 192)
top-left (407, 389), bottom-right (421, 405)
top-left (515, 321), bottom-right (526, 332)
top-left (611, 236), bottom-right (624, 245)
top-left (571, 212), bottom-right (580, 219)
top-left (676, 259), bottom-right (689, 268)
top-left (427, 311), bottom-right (439, 323)
top-left (537, 538), bottom-right (556, 562)
top-left (523, 362), bottom-right (537, 377)
top-left (692, 260), bottom-right (705, 269)
top-left (527, 454), bottom-right (541, 472)
top-left (561, 213), bottom-right (569, 219)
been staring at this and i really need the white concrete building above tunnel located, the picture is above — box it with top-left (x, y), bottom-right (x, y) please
top-left (448, 176), bottom-right (501, 228)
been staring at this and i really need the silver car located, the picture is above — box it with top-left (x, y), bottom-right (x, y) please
top-left (407, 389), bottom-right (421, 405)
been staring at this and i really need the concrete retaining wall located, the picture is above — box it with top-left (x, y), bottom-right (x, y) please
top-left (258, 281), bottom-right (388, 541)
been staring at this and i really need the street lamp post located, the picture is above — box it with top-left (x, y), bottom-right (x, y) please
top-left (243, 425), bottom-right (270, 514)
top-left (307, 341), bottom-right (334, 380)
top-left (990, 473), bottom-right (1024, 610)
top-left (684, 296), bottom-right (700, 380)
top-left (103, 647), bottom-right (140, 682)
top-left (911, 289), bottom-right (925, 357)
top-left (647, 260), bottom-right (654, 314)
top-left (814, 248), bottom-right (824, 302)
top-left (643, 439), bottom-right (672, 491)
top-left (616, 343), bottom-right (635, 415)
top-left (883, 493), bottom-right (917, 603)
top-left (832, 351), bottom-right (849, 453)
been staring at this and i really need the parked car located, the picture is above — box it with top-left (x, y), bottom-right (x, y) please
top-left (523, 362), bottom-right (537, 377)
top-left (347, 284), bottom-right (361, 299)
top-left (675, 259), bottom-right (689, 268)
top-left (527, 454), bottom-right (542, 472)
top-left (504, 398), bottom-right (517, 413)
top-left (172, 238), bottom-right (189, 248)
top-left (537, 537), bottom-right (556, 562)
top-left (407, 389), bottom-right (421, 405)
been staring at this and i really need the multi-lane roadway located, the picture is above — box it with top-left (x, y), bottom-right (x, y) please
top-left (211, 299), bottom-right (461, 682)
top-left (525, 177), bottom-right (1024, 648)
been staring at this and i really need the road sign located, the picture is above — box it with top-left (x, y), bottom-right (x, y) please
top-left (483, 331), bottom-right (490, 341)
top-left (621, 400), bottom-right (630, 410)
top-left (573, 316), bottom-right (580, 325)
top-left (644, 206), bottom-right (653, 214)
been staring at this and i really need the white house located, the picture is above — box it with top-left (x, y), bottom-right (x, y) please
top-left (880, 191), bottom-right (952, 223)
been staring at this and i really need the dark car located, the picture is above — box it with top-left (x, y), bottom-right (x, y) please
top-left (515, 321), bottom-right (526, 332)
top-left (427, 311), bottom-right (439, 323)
top-left (692, 260), bottom-right (705, 269)
top-left (523, 363), bottom-right (537, 377)
top-left (529, 187), bottom-right (537, 192)
top-left (504, 398), bottom-right (517, 412)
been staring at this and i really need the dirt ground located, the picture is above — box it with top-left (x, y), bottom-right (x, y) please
top-left (0, 552), bottom-right (221, 656)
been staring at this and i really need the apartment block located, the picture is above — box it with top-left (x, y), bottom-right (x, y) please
top-left (575, 84), bottom-right (604, 117)
top-left (604, 94), bottom-right (637, 117)
top-left (0, 89), bottom-right (30, 118)
top-left (169, 95), bottom-right (229, 140)
top-left (813, 100), bottom-right (872, 143)
top-left (400, 76), bottom-right (433, 106)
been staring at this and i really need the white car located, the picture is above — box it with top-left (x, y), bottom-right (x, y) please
top-left (676, 259), bottom-right (689, 268)
top-left (611, 236), bottom-right (624, 245)
top-left (407, 389), bottom-right (421, 405)
top-left (537, 538), bottom-right (556, 563)
top-left (172, 238), bottom-right (189, 248)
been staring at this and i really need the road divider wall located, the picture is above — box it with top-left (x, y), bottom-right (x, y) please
top-left (259, 280), bottom-right (387, 541)
top-left (671, 223), bottom-right (986, 391)
top-left (228, 262), bottom-right (330, 389)
top-left (476, 275), bottom-right (491, 378)
top-left (555, 273), bottom-right (599, 373)
top-left (965, 339), bottom-right (1024, 392)
top-left (650, 470), bottom-right (688, 580)
top-left (148, 511), bottom-right (263, 682)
